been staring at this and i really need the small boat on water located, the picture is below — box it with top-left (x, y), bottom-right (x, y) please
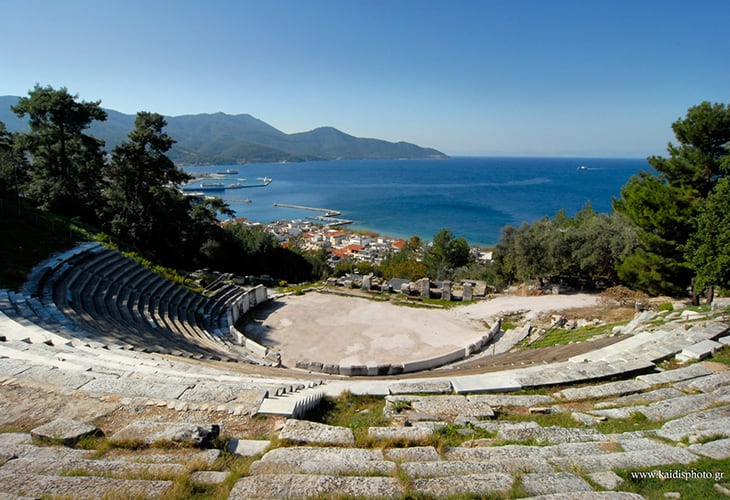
top-left (257, 177), bottom-right (273, 185)
top-left (577, 165), bottom-right (589, 171)
top-left (216, 168), bottom-right (239, 175)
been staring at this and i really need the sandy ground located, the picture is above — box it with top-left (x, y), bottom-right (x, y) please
top-left (243, 292), bottom-right (600, 368)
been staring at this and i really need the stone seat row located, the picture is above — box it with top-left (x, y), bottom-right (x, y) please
top-left (3, 243), bottom-right (263, 363)
top-left (0, 316), bottom-right (323, 415)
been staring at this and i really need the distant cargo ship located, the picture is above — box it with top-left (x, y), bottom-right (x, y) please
top-left (216, 168), bottom-right (238, 175)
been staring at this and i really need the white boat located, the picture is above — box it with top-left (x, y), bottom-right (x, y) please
top-left (216, 168), bottom-right (238, 175)
top-left (577, 165), bottom-right (589, 171)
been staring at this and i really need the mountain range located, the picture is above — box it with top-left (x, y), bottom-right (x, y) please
top-left (0, 96), bottom-right (447, 165)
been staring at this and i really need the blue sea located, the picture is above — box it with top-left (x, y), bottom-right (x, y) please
top-left (184, 157), bottom-right (648, 247)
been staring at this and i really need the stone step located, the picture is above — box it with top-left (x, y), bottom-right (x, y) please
top-left (229, 474), bottom-right (405, 499)
top-left (0, 470), bottom-right (173, 499)
top-left (0, 456), bottom-right (185, 478)
top-left (520, 472), bottom-right (592, 496)
top-left (410, 472), bottom-right (513, 497)
top-left (550, 445), bottom-right (699, 472)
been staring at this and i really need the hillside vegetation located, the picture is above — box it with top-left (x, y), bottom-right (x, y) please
top-left (0, 95), bottom-right (447, 165)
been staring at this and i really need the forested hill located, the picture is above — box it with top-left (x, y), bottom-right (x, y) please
top-left (0, 96), bottom-right (448, 165)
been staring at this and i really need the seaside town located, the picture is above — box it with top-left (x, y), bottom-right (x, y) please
top-left (222, 215), bottom-right (493, 278)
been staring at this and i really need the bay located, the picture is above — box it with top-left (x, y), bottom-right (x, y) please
top-left (184, 156), bottom-right (648, 247)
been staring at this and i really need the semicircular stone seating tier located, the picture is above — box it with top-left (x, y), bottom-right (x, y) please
top-left (7, 242), bottom-right (264, 363)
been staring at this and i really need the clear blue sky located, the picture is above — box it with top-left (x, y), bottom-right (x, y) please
top-left (2, 0), bottom-right (728, 157)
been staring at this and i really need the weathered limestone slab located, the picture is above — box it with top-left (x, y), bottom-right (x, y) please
top-left (19, 365), bottom-right (101, 390)
top-left (450, 373), bottom-right (522, 393)
top-left (469, 420), bottom-right (541, 433)
top-left (401, 458), bottom-right (554, 477)
top-left (588, 471), bottom-right (624, 490)
top-left (227, 439), bottom-right (270, 457)
top-left (0, 357), bottom-right (31, 377)
top-left (179, 382), bottom-right (267, 404)
top-left (388, 380), bottom-right (453, 394)
top-left (554, 379), bottom-right (650, 402)
top-left (383, 446), bottom-right (440, 462)
top-left (259, 446), bottom-right (383, 463)
top-left (410, 472), bottom-right (512, 497)
top-left (497, 426), bottom-right (602, 445)
top-left (110, 421), bottom-right (219, 447)
top-left (249, 458), bottom-right (395, 476)
top-left (30, 418), bottom-right (100, 446)
top-left (522, 493), bottom-right (644, 500)
top-left (190, 470), bottom-right (229, 485)
top-left (640, 392), bottom-right (717, 421)
top-left (80, 377), bottom-right (192, 400)
top-left (637, 363), bottom-right (715, 385)
top-left (278, 418), bottom-right (354, 446)
top-left (593, 387), bottom-right (685, 409)
top-left (445, 444), bottom-right (553, 461)
top-left (228, 474), bottom-right (404, 499)
top-left (677, 339), bottom-right (723, 361)
top-left (572, 412), bottom-right (605, 426)
top-left (688, 437), bottom-right (730, 459)
top-left (656, 406), bottom-right (730, 442)
top-left (589, 405), bottom-right (646, 420)
top-left (0, 470), bottom-right (173, 499)
top-left (0, 456), bottom-right (185, 478)
top-left (675, 370), bottom-right (730, 393)
top-left (520, 472), bottom-right (592, 496)
top-left (367, 426), bottom-right (433, 443)
top-left (467, 394), bottom-right (556, 407)
top-left (550, 447), bottom-right (698, 472)
top-left (109, 448), bottom-right (220, 466)
top-left (384, 395), bottom-right (494, 419)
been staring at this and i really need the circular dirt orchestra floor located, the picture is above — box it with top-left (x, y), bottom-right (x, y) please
top-left (242, 292), bottom-right (601, 368)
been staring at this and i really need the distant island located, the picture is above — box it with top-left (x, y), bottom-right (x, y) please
top-left (0, 96), bottom-right (448, 165)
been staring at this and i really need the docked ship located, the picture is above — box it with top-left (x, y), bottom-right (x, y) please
top-left (181, 182), bottom-right (226, 192)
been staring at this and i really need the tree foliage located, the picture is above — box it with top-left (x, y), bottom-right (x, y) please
top-left (491, 204), bottom-right (638, 288)
top-left (12, 85), bottom-right (107, 221)
top-left (423, 229), bottom-right (470, 280)
top-left (614, 101), bottom-right (730, 296)
top-left (686, 177), bottom-right (730, 291)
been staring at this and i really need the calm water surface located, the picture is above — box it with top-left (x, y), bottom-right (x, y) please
top-left (184, 157), bottom-right (647, 246)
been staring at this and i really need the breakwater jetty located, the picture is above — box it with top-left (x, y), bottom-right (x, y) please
top-left (273, 203), bottom-right (352, 226)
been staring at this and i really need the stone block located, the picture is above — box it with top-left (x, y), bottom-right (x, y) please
top-left (637, 364), bottom-right (715, 385)
top-left (442, 280), bottom-right (452, 301)
top-left (383, 446), bottom-right (440, 462)
top-left (190, 471), bottom-right (229, 485)
top-left (227, 439), bottom-right (270, 457)
top-left (655, 406), bottom-right (730, 442)
top-left (31, 418), bottom-right (101, 446)
top-left (389, 380), bottom-right (453, 395)
top-left (677, 340), bottom-right (723, 361)
top-left (688, 437), bottom-right (730, 459)
top-left (367, 426), bottom-right (433, 443)
top-left (520, 472), bottom-right (592, 496)
top-left (229, 474), bottom-right (404, 500)
top-left (410, 473), bottom-right (512, 497)
top-left (588, 471), bottom-right (625, 490)
top-left (554, 379), bottom-right (650, 401)
top-left (402, 458), bottom-right (553, 478)
top-left (463, 282), bottom-right (473, 302)
top-left (278, 419), bottom-right (355, 446)
top-left (0, 470), bottom-right (174, 499)
top-left (110, 421), bottom-right (219, 447)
